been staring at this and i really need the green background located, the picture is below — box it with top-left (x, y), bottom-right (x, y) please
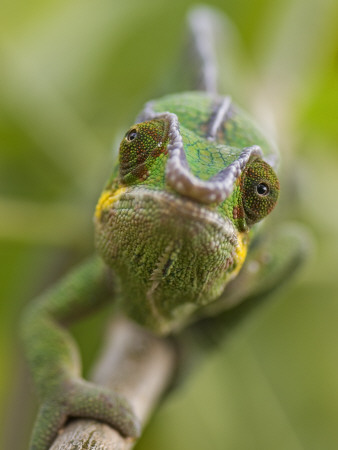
top-left (1, 0), bottom-right (338, 448)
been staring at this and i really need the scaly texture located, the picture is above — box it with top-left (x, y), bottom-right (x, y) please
top-left (95, 92), bottom-right (279, 333)
top-left (24, 91), bottom-right (280, 448)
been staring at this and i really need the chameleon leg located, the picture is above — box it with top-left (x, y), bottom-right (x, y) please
top-left (29, 380), bottom-right (140, 450)
top-left (29, 403), bottom-right (67, 450)
top-left (175, 222), bottom-right (312, 376)
top-left (209, 221), bottom-right (312, 317)
top-left (64, 379), bottom-right (140, 436)
top-left (22, 257), bottom-right (140, 450)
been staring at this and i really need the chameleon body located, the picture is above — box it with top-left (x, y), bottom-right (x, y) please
top-left (22, 90), bottom-right (279, 449)
top-left (95, 92), bottom-right (279, 334)
top-left (21, 10), bottom-right (304, 450)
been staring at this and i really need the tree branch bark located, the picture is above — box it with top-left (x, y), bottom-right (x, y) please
top-left (50, 316), bottom-right (177, 449)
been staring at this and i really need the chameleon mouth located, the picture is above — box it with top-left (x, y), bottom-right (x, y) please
top-left (114, 185), bottom-right (239, 246)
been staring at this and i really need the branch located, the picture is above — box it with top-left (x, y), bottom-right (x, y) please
top-left (50, 316), bottom-right (177, 449)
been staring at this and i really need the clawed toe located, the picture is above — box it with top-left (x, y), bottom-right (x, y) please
top-left (66, 379), bottom-right (141, 438)
top-left (29, 378), bottom-right (141, 450)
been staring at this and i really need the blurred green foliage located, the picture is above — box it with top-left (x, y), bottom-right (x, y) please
top-left (1, 0), bottom-right (338, 449)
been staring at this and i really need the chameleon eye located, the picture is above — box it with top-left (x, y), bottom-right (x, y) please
top-left (256, 182), bottom-right (270, 196)
top-left (126, 129), bottom-right (138, 142)
top-left (241, 158), bottom-right (279, 226)
top-left (119, 119), bottom-right (169, 184)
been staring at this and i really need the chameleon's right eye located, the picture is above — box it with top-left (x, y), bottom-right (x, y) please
top-left (126, 129), bottom-right (138, 142)
top-left (119, 119), bottom-right (169, 184)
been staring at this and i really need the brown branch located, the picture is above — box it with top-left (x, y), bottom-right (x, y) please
top-left (50, 316), bottom-right (177, 450)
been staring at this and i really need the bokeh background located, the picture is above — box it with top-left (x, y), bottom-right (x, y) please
top-left (1, 0), bottom-right (338, 449)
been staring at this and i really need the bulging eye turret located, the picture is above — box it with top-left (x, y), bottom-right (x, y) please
top-left (119, 119), bottom-right (169, 184)
top-left (240, 158), bottom-right (280, 226)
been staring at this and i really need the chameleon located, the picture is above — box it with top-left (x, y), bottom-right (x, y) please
top-left (21, 7), bottom-right (306, 450)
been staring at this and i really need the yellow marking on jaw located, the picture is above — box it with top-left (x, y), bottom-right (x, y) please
top-left (233, 232), bottom-right (248, 275)
top-left (95, 187), bottom-right (127, 219)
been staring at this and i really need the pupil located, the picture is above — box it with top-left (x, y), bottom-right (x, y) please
top-left (256, 183), bottom-right (269, 196)
top-left (127, 129), bottom-right (137, 141)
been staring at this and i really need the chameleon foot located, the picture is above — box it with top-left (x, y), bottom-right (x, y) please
top-left (29, 378), bottom-right (141, 450)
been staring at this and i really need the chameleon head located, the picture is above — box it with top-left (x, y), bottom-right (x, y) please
top-left (94, 92), bottom-right (279, 334)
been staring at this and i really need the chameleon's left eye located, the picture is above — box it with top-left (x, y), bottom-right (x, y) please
top-left (240, 158), bottom-right (280, 226)
top-left (256, 182), bottom-right (270, 196)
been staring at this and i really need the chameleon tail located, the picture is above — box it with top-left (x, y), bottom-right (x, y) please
top-left (186, 6), bottom-right (220, 94)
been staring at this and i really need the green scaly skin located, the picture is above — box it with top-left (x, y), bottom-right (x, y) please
top-left (22, 88), bottom-right (305, 449)
top-left (95, 92), bottom-right (279, 333)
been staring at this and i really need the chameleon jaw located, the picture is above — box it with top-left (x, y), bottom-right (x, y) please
top-left (105, 185), bottom-right (239, 245)
top-left (94, 185), bottom-right (249, 333)
top-left (95, 187), bottom-right (127, 220)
